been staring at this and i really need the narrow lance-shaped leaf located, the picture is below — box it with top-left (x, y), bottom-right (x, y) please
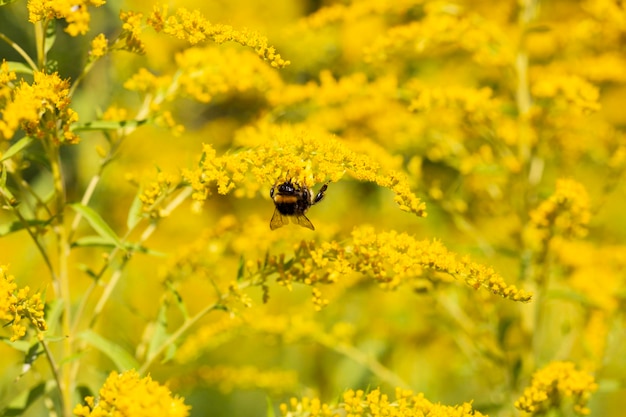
top-left (43, 20), bottom-right (56, 54)
top-left (71, 119), bottom-right (148, 132)
top-left (126, 191), bottom-right (144, 230)
top-left (69, 203), bottom-right (124, 250)
top-left (78, 330), bottom-right (140, 371)
top-left (1, 136), bottom-right (35, 162)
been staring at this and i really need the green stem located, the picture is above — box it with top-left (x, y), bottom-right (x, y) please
top-left (0, 32), bottom-right (38, 71)
top-left (138, 298), bottom-right (224, 375)
top-left (47, 142), bottom-right (72, 417)
top-left (39, 334), bottom-right (65, 414)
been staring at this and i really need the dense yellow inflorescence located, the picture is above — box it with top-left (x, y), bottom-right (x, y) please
top-left (0, 265), bottom-right (47, 342)
top-left (27, 0), bottom-right (106, 36)
top-left (73, 370), bottom-right (190, 417)
top-left (182, 122), bottom-right (426, 216)
top-left (281, 387), bottom-right (487, 417)
top-left (515, 361), bottom-right (597, 416)
top-left (0, 67), bottom-right (78, 143)
top-left (147, 4), bottom-right (289, 68)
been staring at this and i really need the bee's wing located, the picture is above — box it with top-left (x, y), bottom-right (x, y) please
top-left (294, 214), bottom-right (315, 230)
top-left (270, 208), bottom-right (289, 230)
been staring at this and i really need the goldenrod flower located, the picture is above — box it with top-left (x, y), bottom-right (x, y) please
top-left (282, 387), bottom-right (487, 417)
top-left (532, 71), bottom-right (600, 115)
top-left (515, 361), bottom-right (597, 416)
top-left (529, 179), bottom-right (591, 241)
top-left (182, 122), bottom-right (426, 217)
top-left (296, 0), bottom-right (423, 30)
top-left (147, 5), bottom-right (289, 68)
top-left (175, 46), bottom-right (284, 103)
top-left (73, 369), bottom-right (190, 417)
top-left (119, 10), bottom-right (146, 54)
top-left (364, 8), bottom-right (514, 66)
top-left (27, 0), bottom-right (105, 36)
top-left (0, 265), bottom-right (47, 342)
top-left (245, 226), bottom-right (531, 306)
top-left (0, 70), bottom-right (79, 143)
top-left (89, 33), bottom-right (108, 59)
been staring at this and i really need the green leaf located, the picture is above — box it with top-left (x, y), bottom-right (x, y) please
top-left (0, 0), bottom-right (20, 6)
top-left (147, 302), bottom-right (171, 363)
top-left (237, 255), bottom-right (245, 281)
top-left (44, 20), bottom-right (56, 54)
top-left (78, 330), bottom-right (139, 370)
top-left (126, 191), bottom-right (144, 230)
top-left (0, 337), bottom-right (31, 352)
top-left (71, 119), bottom-right (148, 132)
top-left (5, 61), bottom-right (33, 75)
top-left (1, 137), bottom-right (35, 162)
top-left (0, 219), bottom-right (50, 237)
top-left (69, 203), bottom-right (124, 250)
top-left (266, 397), bottom-right (276, 417)
top-left (71, 235), bottom-right (117, 249)
top-left (2, 382), bottom-right (45, 416)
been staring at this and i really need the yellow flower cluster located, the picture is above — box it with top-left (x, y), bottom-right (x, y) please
top-left (0, 265), bottom-right (47, 342)
top-left (73, 369), bottom-right (190, 417)
top-left (532, 71), bottom-right (601, 115)
top-left (138, 171), bottom-right (178, 217)
top-left (514, 361), bottom-right (597, 416)
top-left (27, 0), bottom-right (106, 36)
top-left (349, 226), bottom-right (532, 302)
top-left (174, 46), bottom-right (284, 103)
top-left (408, 84), bottom-right (501, 125)
top-left (281, 387), bottom-right (487, 417)
top-left (147, 5), bottom-right (289, 68)
top-left (118, 10), bottom-right (146, 54)
top-left (364, 9), bottom-right (514, 66)
top-left (296, 0), bottom-right (422, 30)
top-left (252, 226), bottom-right (531, 306)
top-left (183, 122), bottom-right (426, 216)
top-left (0, 69), bottom-right (79, 144)
top-left (529, 179), bottom-right (591, 241)
top-left (89, 33), bottom-right (108, 59)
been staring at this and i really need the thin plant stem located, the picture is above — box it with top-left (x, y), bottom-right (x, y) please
top-left (38, 334), bottom-right (65, 414)
top-left (0, 32), bottom-right (38, 71)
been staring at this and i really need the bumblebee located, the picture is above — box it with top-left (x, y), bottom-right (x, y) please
top-left (270, 180), bottom-right (328, 230)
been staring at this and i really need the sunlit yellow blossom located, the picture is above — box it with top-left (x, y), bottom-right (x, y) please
top-left (148, 5), bottom-right (289, 68)
top-left (0, 265), bottom-right (47, 342)
top-left (408, 83), bottom-right (501, 124)
top-left (282, 388), bottom-right (487, 417)
top-left (0, 61), bottom-right (16, 86)
top-left (529, 179), bottom-right (591, 242)
top-left (297, 0), bottom-right (423, 30)
top-left (89, 33), bottom-right (108, 59)
top-left (364, 9), bottom-right (514, 66)
top-left (515, 361), bottom-right (597, 416)
top-left (348, 226), bottom-right (532, 302)
top-left (73, 369), bottom-right (190, 417)
top-left (183, 122), bottom-right (426, 216)
top-left (27, 0), bottom-right (105, 36)
top-left (119, 10), bottom-right (146, 54)
top-left (0, 70), bottom-right (78, 143)
top-left (531, 71), bottom-right (600, 115)
top-left (245, 226), bottom-right (531, 304)
top-left (123, 68), bottom-right (171, 94)
top-left (139, 171), bottom-right (178, 217)
top-left (175, 46), bottom-right (284, 103)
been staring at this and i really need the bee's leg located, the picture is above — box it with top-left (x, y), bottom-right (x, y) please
top-left (270, 185), bottom-right (275, 199)
top-left (313, 183), bottom-right (328, 205)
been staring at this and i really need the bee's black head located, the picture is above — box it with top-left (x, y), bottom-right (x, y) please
top-left (278, 180), bottom-right (296, 194)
